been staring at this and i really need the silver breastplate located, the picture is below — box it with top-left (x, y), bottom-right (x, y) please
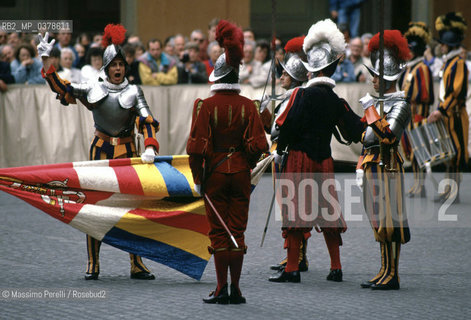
top-left (92, 90), bottom-right (135, 137)
top-left (363, 95), bottom-right (410, 149)
top-left (270, 97), bottom-right (290, 141)
top-left (270, 88), bottom-right (296, 142)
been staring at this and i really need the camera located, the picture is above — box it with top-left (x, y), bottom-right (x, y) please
top-left (181, 52), bottom-right (190, 63)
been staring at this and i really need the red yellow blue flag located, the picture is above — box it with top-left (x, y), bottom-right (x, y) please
top-left (0, 155), bottom-right (273, 280)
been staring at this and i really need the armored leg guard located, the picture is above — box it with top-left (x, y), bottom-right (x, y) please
top-left (85, 235), bottom-right (101, 279)
top-left (361, 242), bottom-right (386, 288)
top-left (371, 242), bottom-right (400, 290)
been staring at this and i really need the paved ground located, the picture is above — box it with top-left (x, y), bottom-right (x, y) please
top-left (1, 173), bottom-right (471, 319)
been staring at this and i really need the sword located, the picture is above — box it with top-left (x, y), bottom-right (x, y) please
top-left (204, 193), bottom-right (239, 248)
top-left (260, 190), bottom-right (276, 247)
top-left (260, 146), bottom-right (287, 247)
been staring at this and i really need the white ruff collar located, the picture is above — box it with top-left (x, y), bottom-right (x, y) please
top-left (305, 76), bottom-right (336, 88)
top-left (373, 91), bottom-right (405, 100)
top-left (104, 78), bottom-right (129, 90)
top-left (444, 48), bottom-right (461, 62)
top-left (406, 56), bottom-right (423, 68)
top-left (210, 83), bottom-right (241, 93)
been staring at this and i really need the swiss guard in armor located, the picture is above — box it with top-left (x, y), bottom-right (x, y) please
top-left (428, 12), bottom-right (468, 203)
top-left (398, 22), bottom-right (434, 198)
top-left (357, 30), bottom-right (411, 290)
top-left (259, 36), bottom-right (312, 274)
top-left (268, 19), bottom-right (363, 284)
top-left (37, 24), bottom-right (159, 280)
top-left (187, 20), bottom-right (268, 304)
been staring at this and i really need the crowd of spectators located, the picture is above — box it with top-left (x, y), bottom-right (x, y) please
top-left (1, 15), bottom-right (470, 93)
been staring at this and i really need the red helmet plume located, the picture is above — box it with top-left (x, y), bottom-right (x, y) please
top-left (215, 20), bottom-right (244, 69)
top-left (102, 24), bottom-right (127, 48)
top-left (368, 30), bottom-right (411, 61)
top-left (284, 36), bottom-right (305, 53)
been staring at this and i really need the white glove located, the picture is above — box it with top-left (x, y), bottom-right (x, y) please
top-left (273, 151), bottom-right (282, 165)
top-left (194, 184), bottom-right (201, 196)
top-left (356, 169), bottom-right (364, 189)
top-left (140, 147), bottom-right (156, 163)
top-left (359, 93), bottom-right (374, 110)
top-left (260, 94), bottom-right (270, 113)
top-left (424, 162), bottom-right (432, 174)
top-left (37, 32), bottom-right (55, 58)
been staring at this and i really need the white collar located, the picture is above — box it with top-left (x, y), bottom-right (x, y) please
top-left (210, 83), bottom-right (241, 93)
top-left (305, 76), bottom-right (336, 88)
top-left (444, 48), bottom-right (461, 62)
top-left (373, 91), bottom-right (405, 100)
top-left (103, 78), bottom-right (129, 90)
top-left (406, 56), bottom-right (423, 68)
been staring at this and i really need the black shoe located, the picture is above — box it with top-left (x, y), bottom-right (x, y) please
top-left (268, 270), bottom-right (300, 283)
top-left (360, 280), bottom-right (376, 288)
top-left (371, 278), bottom-right (400, 290)
top-left (84, 273), bottom-right (99, 280)
top-left (130, 271), bottom-right (155, 280)
top-left (270, 259), bottom-right (287, 271)
top-left (298, 258), bottom-right (309, 272)
top-left (229, 284), bottom-right (246, 304)
top-left (203, 284), bottom-right (229, 304)
top-left (326, 269), bottom-right (342, 282)
top-left (271, 260), bottom-right (308, 272)
top-left (270, 263), bottom-right (285, 271)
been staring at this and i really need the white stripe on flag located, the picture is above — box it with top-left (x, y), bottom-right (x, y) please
top-left (74, 165), bottom-right (121, 193)
top-left (69, 204), bottom-right (132, 240)
top-left (72, 159), bottom-right (110, 167)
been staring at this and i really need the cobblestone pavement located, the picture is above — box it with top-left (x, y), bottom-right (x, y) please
top-left (1, 173), bottom-right (470, 319)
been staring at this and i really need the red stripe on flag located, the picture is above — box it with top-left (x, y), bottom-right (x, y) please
top-left (129, 207), bottom-right (209, 235)
top-left (0, 184), bottom-right (84, 223)
top-left (0, 162), bottom-right (81, 188)
top-left (111, 162), bottom-right (145, 196)
top-left (108, 158), bottom-right (132, 167)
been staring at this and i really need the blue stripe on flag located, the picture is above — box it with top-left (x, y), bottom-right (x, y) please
top-left (102, 227), bottom-right (208, 280)
top-left (153, 160), bottom-right (193, 197)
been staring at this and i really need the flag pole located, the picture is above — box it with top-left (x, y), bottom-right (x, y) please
top-left (378, 0), bottom-right (385, 169)
top-left (270, 0), bottom-right (277, 124)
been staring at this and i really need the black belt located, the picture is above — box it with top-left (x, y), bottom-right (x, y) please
top-left (213, 146), bottom-right (242, 153)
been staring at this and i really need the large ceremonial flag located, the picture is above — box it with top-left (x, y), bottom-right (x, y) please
top-left (0, 155), bottom-right (273, 280)
top-left (0, 156), bottom-right (210, 280)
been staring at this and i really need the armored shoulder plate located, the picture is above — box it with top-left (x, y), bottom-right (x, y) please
top-left (364, 98), bottom-right (411, 148)
top-left (86, 81), bottom-right (108, 104)
top-left (386, 99), bottom-right (411, 140)
top-left (133, 86), bottom-right (152, 118)
top-left (118, 84), bottom-right (139, 110)
top-left (70, 82), bottom-right (93, 100)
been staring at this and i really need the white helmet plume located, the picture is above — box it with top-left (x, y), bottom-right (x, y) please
top-left (303, 19), bottom-right (346, 57)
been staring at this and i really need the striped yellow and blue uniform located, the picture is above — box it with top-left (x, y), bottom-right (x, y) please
top-left (399, 59), bottom-right (434, 126)
top-left (359, 103), bottom-right (410, 288)
top-left (360, 107), bottom-right (410, 245)
top-left (398, 59), bottom-right (434, 195)
top-left (438, 54), bottom-right (469, 170)
top-left (42, 65), bottom-right (158, 275)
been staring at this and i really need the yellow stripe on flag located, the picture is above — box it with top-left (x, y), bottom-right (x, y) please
top-left (133, 163), bottom-right (169, 197)
top-left (170, 156), bottom-right (199, 197)
top-left (138, 199), bottom-right (206, 216)
top-left (115, 212), bottom-right (211, 260)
